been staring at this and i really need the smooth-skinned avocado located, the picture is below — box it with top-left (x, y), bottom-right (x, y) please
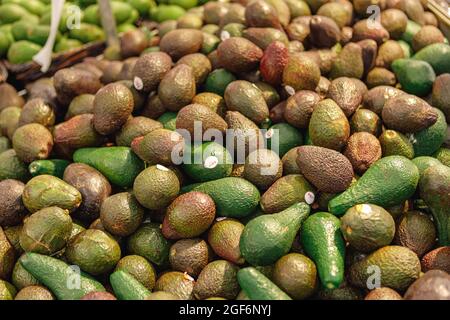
top-left (237, 267), bottom-right (292, 300)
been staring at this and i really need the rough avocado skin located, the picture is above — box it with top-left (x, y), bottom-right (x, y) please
top-left (110, 270), bottom-right (150, 300)
top-left (0, 150), bottom-right (30, 182)
top-left (328, 156), bottom-right (419, 216)
top-left (296, 146), bottom-right (354, 193)
top-left (183, 177), bottom-right (260, 218)
top-left (260, 174), bottom-right (315, 214)
top-left (0, 227), bottom-right (15, 279)
top-left (22, 175), bottom-right (82, 213)
top-left (158, 64), bottom-right (196, 112)
top-left (132, 52), bottom-right (173, 93)
top-left (240, 202), bottom-right (310, 266)
top-left (19, 252), bottom-right (106, 300)
top-left (169, 238), bottom-right (210, 277)
top-left (237, 267), bottom-right (292, 300)
top-left (154, 271), bottom-right (195, 300)
top-left (73, 147), bottom-right (144, 188)
top-left (20, 207), bottom-right (72, 255)
top-left (349, 246), bottom-right (421, 292)
top-left (12, 123), bottom-right (54, 163)
top-left (0, 179), bottom-right (26, 227)
top-left (419, 164), bottom-right (450, 246)
top-left (412, 108), bottom-right (447, 156)
top-left (301, 212), bottom-right (345, 289)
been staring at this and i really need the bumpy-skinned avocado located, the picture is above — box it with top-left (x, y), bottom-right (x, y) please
top-left (296, 145), bottom-right (354, 193)
top-left (244, 149), bottom-right (282, 190)
top-left (330, 43), bottom-right (364, 79)
top-left (193, 260), bottom-right (240, 300)
top-left (22, 175), bottom-right (82, 213)
top-left (20, 206), bottom-right (72, 255)
top-left (394, 211), bottom-right (436, 257)
top-left (158, 64), bottom-right (196, 112)
top-left (404, 270), bottom-right (450, 300)
top-left (162, 191), bottom-right (215, 239)
top-left (260, 174), bottom-right (315, 213)
top-left (169, 238), bottom-right (210, 277)
top-left (217, 37), bottom-right (263, 74)
top-left (53, 68), bottom-right (102, 106)
top-left (349, 246), bottom-right (421, 291)
top-left (14, 285), bottom-right (54, 300)
top-left (155, 271), bottom-right (195, 300)
top-left (365, 287), bottom-right (402, 300)
top-left (0, 107), bottom-right (21, 140)
top-left (100, 192), bottom-right (144, 237)
top-left (0, 83), bottom-right (25, 110)
top-left (343, 132), bottom-right (382, 174)
top-left (12, 256), bottom-right (41, 290)
top-left (177, 53), bottom-right (213, 86)
top-left (65, 94), bottom-right (95, 120)
top-left (0, 150), bottom-right (30, 182)
top-left (133, 165), bottom-right (180, 210)
top-left (127, 223), bottom-right (171, 267)
top-left (284, 90), bottom-right (320, 129)
top-left (340, 204), bottom-right (395, 253)
top-left (159, 29), bottom-right (203, 61)
top-left (115, 116), bottom-right (163, 147)
top-left (175, 103), bottom-right (228, 137)
top-left (18, 98), bottom-right (55, 128)
top-left (12, 123), bottom-right (53, 163)
top-left (350, 109), bottom-right (382, 136)
top-left (421, 247), bottom-right (450, 273)
top-left (0, 179), bottom-right (26, 227)
top-left (0, 227), bottom-right (14, 280)
top-left (66, 229), bottom-right (121, 275)
top-left (283, 54), bottom-right (321, 91)
top-left (379, 130), bottom-right (415, 159)
top-left (132, 52), bottom-right (173, 93)
top-left (308, 99), bottom-right (350, 151)
top-left (208, 218), bottom-right (245, 265)
top-left (115, 255), bottom-right (156, 291)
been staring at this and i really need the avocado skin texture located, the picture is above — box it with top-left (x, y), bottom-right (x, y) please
top-left (73, 147), bottom-right (144, 188)
top-left (22, 175), bottom-right (82, 213)
top-left (28, 159), bottom-right (70, 179)
top-left (412, 156), bottom-right (442, 177)
top-left (0, 227), bottom-right (14, 280)
top-left (240, 202), bottom-right (310, 266)
top-left (349, 245), bottom-right (420, 292)
top-left (419, 164), bottom-right (450, 245)
top-left (260, 174), bottom-right (315, 214)
top-left (237, 267), bottom-right (292, 300)
top-left (391, 59), bottom-right (436, 96)
top-left (412, 108), bottom-right (447, 156)
top-left (183, 177), bottom-right (260, 218)
top-left (19, 253), bottom-right (106, 300)
top-left (110, 270), bottom-right (150, 300)
top-left (413, 43), bottom-right (450, 75)
top-left (328, 156), bottom-right (419, 216)
top-left (301, 212), bottom-right (345, 289)
top-left (0, 149), bottom-right (30, 182)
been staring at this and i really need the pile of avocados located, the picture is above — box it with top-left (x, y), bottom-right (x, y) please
top-left (1, 0), bottom-right (450, 301)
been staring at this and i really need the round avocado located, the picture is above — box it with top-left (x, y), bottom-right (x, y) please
top-left (14, 285), bottom-right (54, 300)
top-left (208, 219), bottom-right (245, 265)
top-left (115, 255), bottom-right (156, 291)
top-left (169, 238), bottom-right (210, 277)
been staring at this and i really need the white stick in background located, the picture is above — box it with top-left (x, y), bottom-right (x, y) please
top-left (33, 0), bottom-right (66, 72)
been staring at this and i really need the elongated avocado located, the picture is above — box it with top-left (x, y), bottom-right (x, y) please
top-left (237, 267), bottom-right (292, 300)
top-left (28, 159), bottom-right (70, 178)
top-left (110, 270), bottom-right (150, 300)
top-left (19, 253), bottom-right (105, 300)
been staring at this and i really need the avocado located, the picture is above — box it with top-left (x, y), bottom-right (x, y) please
top-left (375, 40), bottom-right (405, 69)
top-left (413, 43), bottom-right (450, 75)
top-left (281, 147), bottom-right (301, 175)
top-left (328, 156), bottom-right (419, 216)
top-left (284, 91), bottom-right (319, 129)
top-left (243, 148), bottom-right (282, 190)
top-left (20, 206), bottom-right (72, 255)
top-left (419, 164), bottom-right (450, 245)
top-left (65, 94), bottom-right (94, 120)
top-left (432, 74), bottom-right (450, 122)
top-left (19, 252), bottom-right (105, 300)
top-left (158, 64), bottom-right (196, 112)
top-left (158, 112), bottom-right (178, 131)
top-left (133, 165), bottom-right (180, 210)
top-left (131, 128), bottom-right (184, 166)
top-left (132, 52), bottom-right (173, 93)
top-left (242, 27), bottom-right (289, 50)
top-left (301, 212), bottom-right (345, 289)
top-left (110, 270), bottom-right (150, 300)
top-left (169, 238), bottom-right (210, 277)
top-left (80, 291), bottom-right (117, 300)
top-left (237, 267), bottom-right (291, 300)
top-left (22, 175), bottom-right (82, 213)
top-left (308, 99), bottom-right (350, 151)
top-left (53, 114), bottom-right (105, 156)
top-left (266, 122), bottom-right (303, 157)
top-left (412, 25), bottom-right (445, 52)
top-left (53, 68), bottom-right (102, 106)
top-left (362, 85), bottom-right (403, 115)
top-left (154, 271), bottom-right (195, 300)
top-left (115, 255), bottom-right (156, 291)
top-left (0, 83), bottom-right (24, 111)
top-left (66, 229), bottom-right (121, 276)
top-left (282, 54), bottom-right (321, 90)
top-left (434, 148), bottom-right (450, 167)
top-left (14, 285), bottom-right (54, 300)
top-left (28, 159), bottom-right (70, 179)
top-left (421, 247), bottom-right (450, 273)
top-left (412, 156), bottom-right (442, 177)
top-left (69, 23), bottom-right (104, 43)
top-left (365, 287), bottom-right (403, 300)
top-left (204, 69), bottom-right (237, 96)
top-left (0, 179), bottom-right (26, 227)
top-left (3, 225), bottom-right (23, 255)
top-left (224, 80), bottom-right (269, 125)
top-left (100, 192), bottom-right (144, 237)
top-left (412, 108), bottom-right (447, 156)
top-left (392, 59), bottom-right (435, 96)
top-left (63, 163), bottom-right (111, 222)
top-left (0, 149), bottom-right (29, 182)
top-left (145, 291), bottom-right (179, 300)
top-left (193, 260), bottom-right (240, 300)
top-left (404, 270), bottom-right (450, 300)
top-left (208, 218), bottom-right (244, 265)
top-left (296, 145), bottom-right (354, 193)
top-left (18, 98), bottom-right (55, 128)
top-left (316, 281), bottom-right (364, 300)
top-left (177, 53), bottom-right (212, 86)
top-left (182, 177), bottom-right (260, 218)
top-left (329, 42), bottom-right (364, 79)
top-left (7, 40), bottom-right (41, 64)
top-left (192, 92), bottom-right (226, 116)
top-left (0, 137), bottom-right (11, 154)
top-left (127, 223), bottom-right (171, 267)
top-left (217, 37), bottom-right (263, 74)
top-left (240, 202), bottom-right (310, 266)
top-left (327, 77), bottom-right (366, 118)
top-left (162, 191), bottom-right (215, 239)
top-left (340, 204), bottom-right (395, 253)
top-left (0, 107), bottom-right (20, 140)
top-left (0, 226), bottom-right (14, 279)
top-left (0, 279), bottom-right (16, 300)
top-left (175, 103), bottom-right (228, 137)
top-left (394, 211), bottom-right (436, 257)
top-left (73, 147), bottom-right (144, 188)
top-left (245, 0), bottom-right (282, 29)
top-left (349, 245), bottom-right (421, 291)
top-left (260, 174), bottom-right (315, 213)
top-left (225, 111), bottom-right (264, 157)
top-left (379, 130), bottom-right (415, 159)
top-left (343, 132), bottom-right (382, 174)
top-left (12, 123), bottom-right (53, 164)
top-left (160, 29), bottom-right (203, 61)
top-left (259, 41), bottom-right (289, 87)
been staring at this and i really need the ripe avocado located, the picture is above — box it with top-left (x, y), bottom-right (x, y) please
top-left (115, 255), bottom-right (156, 291)
top-left (0, 179), bottom-right (26, 227)
top-left (154, 271), bottom-right (195, 300)
top-left (379, 130), bottom-right (414, 159)
top-left (12, 123), bottom-right (53, 164)
top-left (158, 64), bottom-right (196, 112)
top-left (244, 148), bottom-right (282, 190)
top-left (169, 238), bottom-right (210, 277)
top-left (208, 219), bottom-right (245, 265)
